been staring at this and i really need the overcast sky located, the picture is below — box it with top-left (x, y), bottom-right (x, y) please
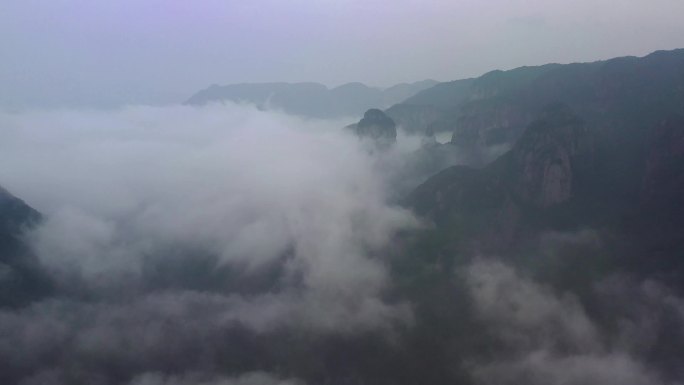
top-left (2, 0), bottom-right (684, 108)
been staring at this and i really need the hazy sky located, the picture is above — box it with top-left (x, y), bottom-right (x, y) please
top-left (2, 0), bottom-right (684, 107)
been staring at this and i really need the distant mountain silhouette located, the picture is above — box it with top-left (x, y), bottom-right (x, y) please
top-left (185, 80), bottom-right (438, 118)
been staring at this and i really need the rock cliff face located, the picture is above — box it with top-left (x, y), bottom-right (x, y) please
top-left (407, 104), bottom-right (592, 253)
top-left (508, 105), bottom-right (589, 208)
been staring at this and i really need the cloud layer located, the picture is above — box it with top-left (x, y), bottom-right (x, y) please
top-left (0, 104), bottom-right (421, 383)
top-left (465, 259), bottom-right (684, 385)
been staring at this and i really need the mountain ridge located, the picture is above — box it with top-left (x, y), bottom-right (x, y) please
top-left (385, 49), bottom-right (684, 151)
top-left (403, 48), bottom-right (684, 280)
top-left (185, 80), bottom-right (438, 118)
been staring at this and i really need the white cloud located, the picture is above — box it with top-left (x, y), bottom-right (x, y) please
top-left (0, 103), bottom-right (418, 334)
top-left (464, 259), bottom-right (673, 385)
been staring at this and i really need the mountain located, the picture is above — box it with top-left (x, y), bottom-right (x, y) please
top-left (404, 48), bottom-right (684, 279)
top-left (185, 80), bottom-right (438, 118)
top-left (408, 104), bottom-right (593, 254)
top-left (0, 186), bottom-right (52, 308)
top-left (346, 108), bottom-right (398, 148)
top-left (384, 50), bottom-right (684, 168)
top-left (388, 50), bottom-right (684, 385)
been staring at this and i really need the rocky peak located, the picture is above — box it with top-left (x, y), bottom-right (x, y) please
top-left (349, 108), bottom-right (397, 148)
